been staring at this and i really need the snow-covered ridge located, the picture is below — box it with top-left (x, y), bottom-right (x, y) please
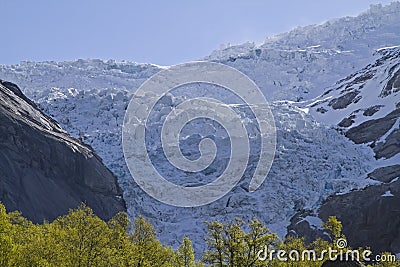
top-left (0, 59), bottom-right (162, 99)
top-left (206, 2), bottom-right (400, 101)
top-left (212, 2), bottom-right (400, 54)
top-left (307, 46), bottom-right (400, 126)
top-left (263, 2), bottom-right (400, 50)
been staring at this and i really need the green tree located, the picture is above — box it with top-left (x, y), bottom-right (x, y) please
top-left (175, 237), bottom-right (196, 267)
top-left (54, 204), bottom-right (113, 267)
top-left (1, 201), bottom-right (399, 267)
top-left (0, 204), bottom-right (15, 266)
top-left (323, 216), bottom-right (343, 242)
top-left (242, 219), bottom-right (278, 267)
top-left (203, 218), bottom-right (278, 267)
top-left (107, 211), bottom-right (135, 267)
top-left (203, 221), bottom-right (226, 266)
top-left (131, 215), bottom-right (175, 267)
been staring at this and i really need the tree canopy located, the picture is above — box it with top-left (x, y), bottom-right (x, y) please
top-left (0, 202), bottom-right (397, 267)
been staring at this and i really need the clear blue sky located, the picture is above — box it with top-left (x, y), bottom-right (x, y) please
top-left (2, 0), bottom-right (395, 66)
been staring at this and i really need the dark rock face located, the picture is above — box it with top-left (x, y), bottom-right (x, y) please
top-left (0, 80), bottom-right (126, 223)
top-left (362, 105), bottom-right (383, 117)
top-left (319, 178), bottom-right (400, 254)
top-left (338, 116), bottom-right (355, 127)
top-left (344, 107), bottom-right (400, 159)
top-left (367, 165), bottom-right (400, 183)
top-left (373, 128), bottom-right (400, 159)
top-left (287, 165), bottom-right (400, 255)
top-left (329, 91), bottom-right (360, 110)
top-left (286, 210), bottom-right (329, 244)
top-left (345, 108), bottom-right (400, 145)
top-left (381, 68), bottom-right (400, 97)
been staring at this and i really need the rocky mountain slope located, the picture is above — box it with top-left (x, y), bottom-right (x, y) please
top-left (307, 46), bottom-right (400, 161)
top-left (288, 46), bottom-right (400, 255)
top-left (0, 80), bottom-right (125, 223)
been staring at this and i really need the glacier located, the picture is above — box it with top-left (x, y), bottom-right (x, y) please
top-left (1, 2), bottom-right (400, 251)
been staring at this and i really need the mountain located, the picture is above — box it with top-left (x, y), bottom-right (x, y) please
top-left (287, 46), bottom-right (400, 255)
top-left (0, 2), bottom-right (399, 255)
top-left (0, 80), bottom-right (125, 223)
top-left (0, 73), bottom-right (374, 251)
top-left (307, 46), bottom-right (400, 160)
top-left (206, 2), bottom-right (400, 101)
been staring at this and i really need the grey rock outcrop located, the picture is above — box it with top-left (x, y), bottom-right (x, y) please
top-left (345, 108), bottom-right (400, 145)
top-left (0, 80), bottom-right (125, 222)
top-left (287, 165), bottom-right (400, 255)
top-left (318, 177), bottom-right (400, 254)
